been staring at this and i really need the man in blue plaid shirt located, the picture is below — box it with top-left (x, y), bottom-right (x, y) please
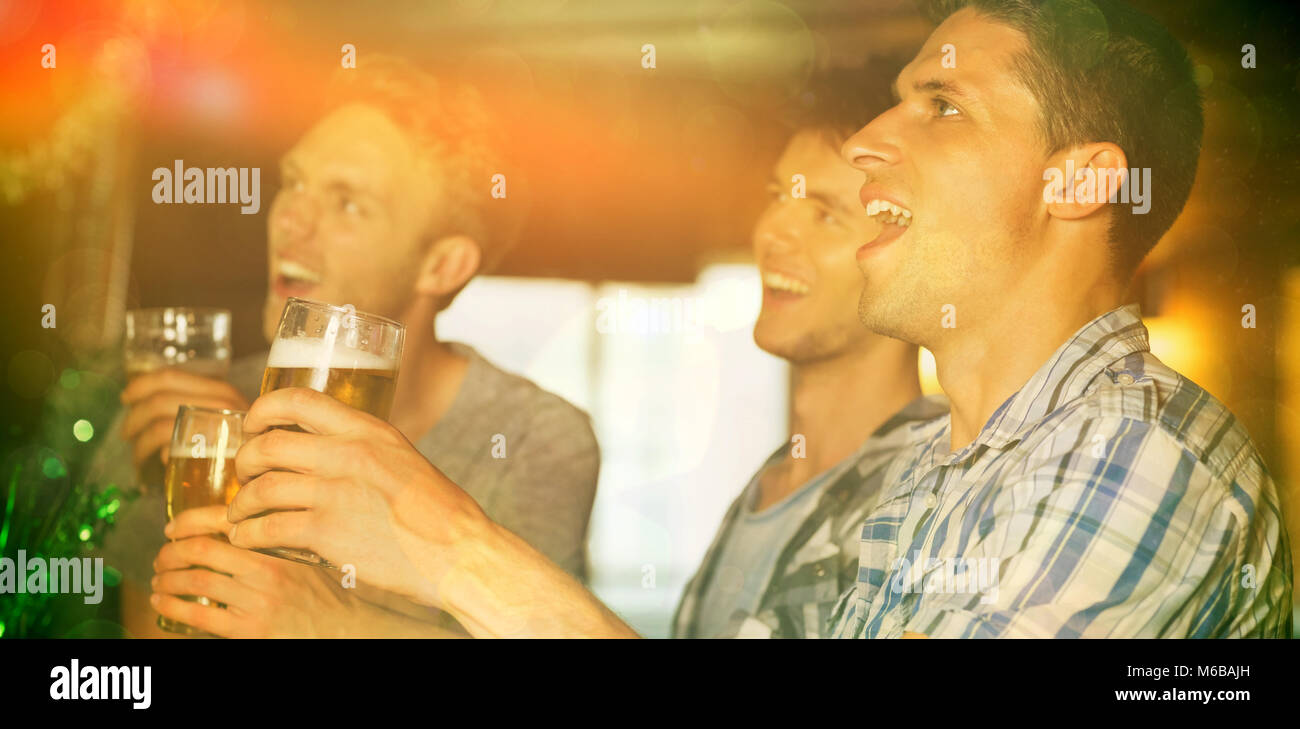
top-left (827, 0), bottom-right (1292, 638)
top-left (220, 0), bottom-right (1293, 638)
top-left (827, 304), bottom-right (1292, 638)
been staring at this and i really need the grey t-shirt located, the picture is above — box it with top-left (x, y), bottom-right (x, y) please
top-left (690, 464), bottom-right (835, 638)
top-left (93, 342), bottom-right (600, 588)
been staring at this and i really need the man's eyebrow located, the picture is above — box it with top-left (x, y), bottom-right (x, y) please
top-left (806, 189), bottom-right (852, 215)
top-left (277, 158), bottom-right (378, 198)
top-left (321, 175), bottom-right (380, 201)
top-left (891, 76), bottom-right (975, 103)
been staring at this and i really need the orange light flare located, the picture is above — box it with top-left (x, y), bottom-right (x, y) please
top-left (0, 0), bottom-right (331, 145)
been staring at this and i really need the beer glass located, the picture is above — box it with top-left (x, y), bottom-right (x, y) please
top-left (157, 405), bottom-right (245, 636)
top-left (257, 297), bottom-right (404, 566)
top-left (123, 307), bottom-right (232, 494)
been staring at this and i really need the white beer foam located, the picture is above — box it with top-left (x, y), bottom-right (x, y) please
top-left (266, 336), bottom-right (394, 372)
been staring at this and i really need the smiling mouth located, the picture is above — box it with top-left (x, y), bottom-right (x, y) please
top-left (761, 270), bottom-right (811, 296)
top-left (273, 259), bottom-right (323, 295)
top-left (859, 198), bottom-right (914, 256)
top-left (864, 198), bottom-right (913, 227)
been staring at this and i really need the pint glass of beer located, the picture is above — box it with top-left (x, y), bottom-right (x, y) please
top-left (123, 307), bottom-right (232, 494)
top-left (157, 405), bottom-right (245, 636)
top-left (257, 298), bottom-right (405, 566)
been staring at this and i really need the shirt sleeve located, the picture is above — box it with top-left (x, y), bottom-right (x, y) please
top-left (86, 409), bottom-right (166, 589)
top-left (890, 416), bottom-right (1285, 638)
top-left (487, 399), bottom-right (601, 583)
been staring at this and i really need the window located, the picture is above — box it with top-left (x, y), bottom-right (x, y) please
top-left (438, 265), bottom-right (787, 636)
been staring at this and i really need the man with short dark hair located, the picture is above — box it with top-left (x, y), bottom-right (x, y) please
top-left (218, 0), bottom-right (1291, 638)
top-left (829, 0), bottom-right (1290, 637)
top-left (99, 57), bottom-right (599, 637)
top-left (673, 70), bottom-right (946, 639)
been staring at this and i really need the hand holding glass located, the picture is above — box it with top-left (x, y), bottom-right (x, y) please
top-left (255, 298), bottom-right (405, 566)
top-left (157, 405), bottom-right (244, 636)
top-left (123, 307), bottom-right (232, 493)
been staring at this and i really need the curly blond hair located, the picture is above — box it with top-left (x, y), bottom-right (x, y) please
top-left (325, 55), bottom-right (525, 274)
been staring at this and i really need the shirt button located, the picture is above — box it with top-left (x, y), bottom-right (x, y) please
top-left (814, 564), bottom-right (827, 578)
top-left (1116, 373), bottom-right (1136, 385)
top-left (924, 493), bottom-right (938, 509)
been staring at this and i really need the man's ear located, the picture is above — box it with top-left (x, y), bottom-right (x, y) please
top-left (1043, 143), bottom-right (1129, 221)
top-left (414, 234), bottom-right (482, 299)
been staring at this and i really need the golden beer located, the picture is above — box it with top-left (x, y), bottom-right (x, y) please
top-left (159, 452), bottom-right (239, 637)
top-left (128, 358), bottom-right (232, 493)
top-left (164, 454), bottom-right (241, 520)
top-left (259, 365), bottom-right (397, 420)
top-left (157, 406), bottom-right (245, 636)
top-left (127, 359), bottom-right (233, 495)
top-left (256, 299), bottom-right (405, 567)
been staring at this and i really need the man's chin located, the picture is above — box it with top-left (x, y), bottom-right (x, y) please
top-left (752, 320), bottom-right (788, 354)
top-left (752, 325), bottom-right (813, 364)
top-left (856, 293), bottom-right (890, 335)
top-left (857, 289), bottom-right (923, 346)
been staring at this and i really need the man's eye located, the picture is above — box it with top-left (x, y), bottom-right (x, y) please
top-left (814, 207), bottom-right (839, 226)
top-left (933, 97), bottom-right (961, 118)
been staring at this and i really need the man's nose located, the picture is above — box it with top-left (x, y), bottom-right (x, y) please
top-left (754, 210), bottom-right (802, 256)
top-left (272, 189), bottom-right (317, 240)
top-left (840, 113), bottom-right (900, 172)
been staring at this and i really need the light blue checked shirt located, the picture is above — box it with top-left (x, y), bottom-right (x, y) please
top-left (829, 305), bottom-right (1293, 638)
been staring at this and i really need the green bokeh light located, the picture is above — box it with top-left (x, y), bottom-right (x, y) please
top-left (60, 368), bottom-right (81, 389)
top-left (96, 499), bottom-right (123, 518)
top-left (42, 456), bottom-right (67, 479)
top-left (78, 526), bottom-right (92, 541)
top-left (73, 419), bottom-right (94, 442)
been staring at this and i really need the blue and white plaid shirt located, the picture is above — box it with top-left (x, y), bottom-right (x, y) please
top-left (830, 305), bottom-right (1293, 638)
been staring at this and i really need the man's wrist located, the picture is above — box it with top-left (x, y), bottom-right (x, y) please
top-left (433, 518), bottom-right (638, 638)
top-left (431, 518), bottom-right (532, 636)
top-left (390, 481), bottom-right (501, 611)
top-left (417, 511), bottom-right (501, 611)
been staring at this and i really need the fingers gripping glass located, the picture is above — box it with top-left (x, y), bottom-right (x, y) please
top-left (157, 406), bottom-right (245, 637)
top-left (123, 307), bottom-right (232, 494)
top-left (255, 298), bottom-right (405, 567)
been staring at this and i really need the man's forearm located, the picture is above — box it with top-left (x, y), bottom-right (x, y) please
top-left (345, 596), bottom-right (469, 638)
top-left (434, 520), bottom-right (638, 638)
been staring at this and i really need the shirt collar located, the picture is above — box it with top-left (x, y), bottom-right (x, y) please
top-left (968, 304), bottom-right (1151, 452)
top-left (853, 393), bottom-right (949, 478)
top-left (751, 393), bottom-right (949, 484)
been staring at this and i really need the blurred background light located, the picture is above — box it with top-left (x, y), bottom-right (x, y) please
top-left (918, 347), bottom-right (941, 396)
top-left (72, 419), bottom-right (94, 442)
